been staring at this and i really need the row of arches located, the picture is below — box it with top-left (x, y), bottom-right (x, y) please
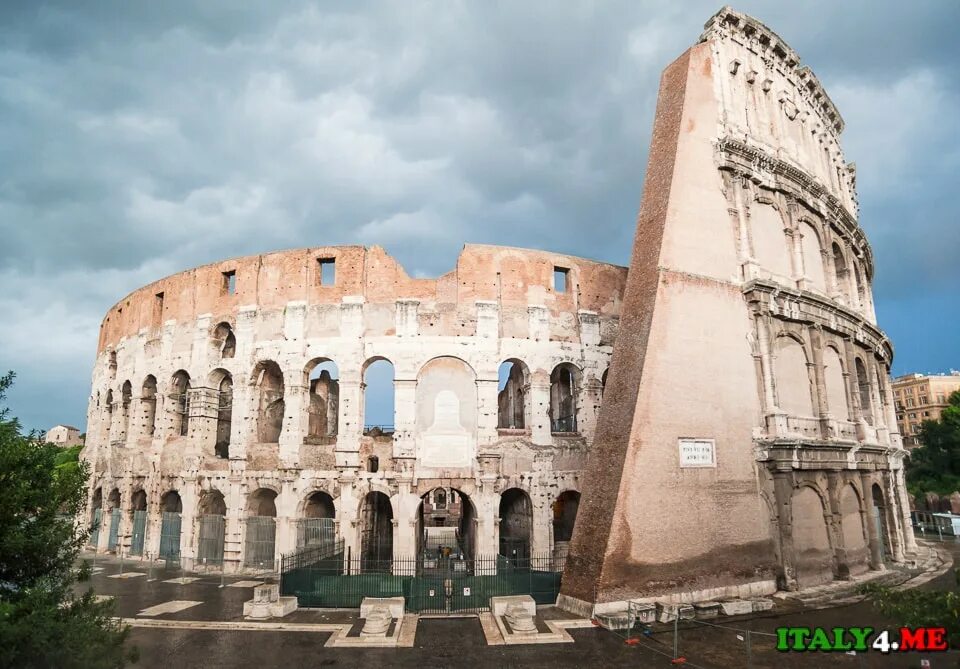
top-left (87, 484), bottom-right (582, 570)
top-left (95, 356), bottom-right (608, 451)
top-left (770, 332), bottom-right (891, 428)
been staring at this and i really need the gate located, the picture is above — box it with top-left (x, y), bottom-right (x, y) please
top-left (89, 509), bottom-right (101, 548)
top-left (159, 512), bottom-right (182, 560)
top-left (197, 514), bottom-right (225, 566)
top-left (244, 516), bottom-right (277, 570)
top-left (130, 510), bottom-right (147, 556)
top-left (107, 508), bottom-right (121, 551)
top-left (297, 517), bottom-right (336, 549)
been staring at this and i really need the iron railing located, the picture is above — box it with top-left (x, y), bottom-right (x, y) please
top-left (280, 551), bottom-right (565, 612)
top-left (197, 514), bottom-right (225, 566)
top-left (107, 508), bottom-right (121, 551)
top-left (130, 510), bottom-right (147, 555)
top-left (244, 516), bottom-right (277, 570)
top-left (88, 509), bottom-right (101, 548)
top-left (550, 416), bottom-right (577, 433)
top-left (159, 512), bottom-right (182, 560)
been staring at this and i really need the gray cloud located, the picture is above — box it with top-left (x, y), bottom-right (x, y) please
top-left (1, 1), bottom-right (958, 431)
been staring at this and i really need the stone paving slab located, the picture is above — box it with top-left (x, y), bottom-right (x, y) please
top-left (137, 601), bottom-right (202, 617)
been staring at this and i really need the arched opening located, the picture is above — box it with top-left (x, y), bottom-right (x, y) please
top-left (499, 488), bottom-right (532, 561)
top-left (159, 490), bottom-right (183, 559)
top-left (871, 483), bottom-right (890, 563)
top-left (774, 337), bottom-right (815, 417)
top-left (497, 360), bottom-right (528, 429)
top-left (252, 361), bottom-right (284, 443)
top-left (197, 490), bottom-right (226, 566)
top-left (367, 456), bottom-right (379, 473)
top-left (120, 381), bottom-right (133, 439)
top-left (360, 491), bottom-right (393, 567)
top-left (212, 322), bottom-right (236, 359)
top-left (245, 488), bottom-right (277, 569)
top-left (823, 346), bottom-right (849, 420)
top-left (853, 263), bottom-right (866, 311)
top-left (129, 489), bottom-right (147, 556)
top-left (874, 366), bottom-right (889, 427)
top-left (141, 376), bottom-right (157, 437)
top-left (104, 390), bottom-right (114, 436)
top-left (89, 488), bottom-right (103, 547)
top-left (549, 364), bottom-right (581, 433)
top-left (839, 484), bottom-right (868, 576)
top-left (170, 370), bottom-right (191, 437)
top-left (299, 491), bottom-right (336, 549)
top-left (601, 369), bottom-right (609, 398)
top-left (363, 358), bottom-right (395, 435)
top-left (799, 222), bottom-right (826, 292)
top-left (417, 488), bottom-right (476, 564)
top-left (831, 243), bottom-right (849, 302)
top-left (305, 359), bottom-right (339, 440)
top-left (210, 370), bottom-right (233, 458)
top-left (855, 358), bottom-right (872, 425)
top-left (552, 490), bottom-right (581, 555)
top-left (106, 488), bottom-right (121, 552)
top-left (791, 486), bottom-right (833, 588)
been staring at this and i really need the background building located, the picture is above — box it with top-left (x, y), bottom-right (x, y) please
top-left (44, 424), bottom-right (83, 447)
top-left (893, 372), bottom-right (960, 446)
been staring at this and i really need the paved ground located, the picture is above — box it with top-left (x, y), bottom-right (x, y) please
top-left (80, 539), bottom-right (960, 668)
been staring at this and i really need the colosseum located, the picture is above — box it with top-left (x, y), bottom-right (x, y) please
top-left (82, 6), bottom-right (917, 614)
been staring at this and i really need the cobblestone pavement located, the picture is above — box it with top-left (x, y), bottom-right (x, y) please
top-left (80, 540), bottom-right (959, 668)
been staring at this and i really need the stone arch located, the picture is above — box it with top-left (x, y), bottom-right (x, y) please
top-left (417, 487), bottom-right (477, 559)
top-left (211, 321), bottom-right (236, 359)
top-left (823, 344), bottom-right (849, 420)
top-left (839, 483), bottom-right (869, 576)
top-left (362, 356), bottom-right (394, 435)
top-left (750, 199), bottom-right (793, 280)
top-left (774, 334), bottom-right (815, 417)
top-left (304, 358), bottom-right (340, 439)
top-left (791, 484), bottom-right (834, 588)
top-left (499, 488), bottom-right (533, 560)
top-left (360, 490), bottom-right (394, 564)
top-left (871, 483), bottom-right (890, 562)
top-left (497, 359), bottom-right (529, 429)
top-left (549, 363), bottom-right (582, 434)
top-left (250, 360), bottom-right (284, 443)
top-left (141, 375), bottom-right (158, 437)
top-left (170, 370), bottom-right (191, 437)
top-left (207, 368), bottom-right (233, 458)
top-left (798, 220), bottom-right (826, 292)
top-left (854, 357), bottom-right (872, 425)
top-left (298, 490), bottom-right (337, 549)
top-left (160, 490), bottom-right (183, 513)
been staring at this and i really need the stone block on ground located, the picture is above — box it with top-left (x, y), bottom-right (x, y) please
top-left (490, 595), bottom-right (535, 618)
top-left (718, 599), bottom-right (753, 616)
top-left (629, 601), bottom-right (657, 625)
top-left (360, 596), bottom-right (405, 619)
top-left (656, 603), bottom-right (695, 623)
top-left (692, 601), bottom-right (721, 618)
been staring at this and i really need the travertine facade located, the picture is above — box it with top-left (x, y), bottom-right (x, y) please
top-left (560, 6), bottom-right (916, 614)
top-left (82, 244), bottom-right (625, 569)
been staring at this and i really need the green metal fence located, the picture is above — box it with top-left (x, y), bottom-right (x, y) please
top-left (197, 514), bottom-right (225, 566)
top-left (280, 548), bottom-right (565, 613)
top-left (159, 512), bottom-right (182, 560)
top-left (244, 516), bottom-right (277, 570)
top-left (130, 510), bottom-right (147, 556)
top-left (107, 508), bottom-right (121, 551)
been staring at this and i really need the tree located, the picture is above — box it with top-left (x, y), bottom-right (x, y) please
top-left (0, 371), bottom-right (136, 668)
top-left (860, 569), bottom-right (960, 647)
top-left (906, 390), bottom-right (960, 497)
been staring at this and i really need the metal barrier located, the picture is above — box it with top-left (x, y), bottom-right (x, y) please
top-left (130, 510), bottom-right (147, 556)
top-left (88, 509), bottom-right (101, 547)
top-left (280, 549), bottom-right (564, 613)
top-left (197, 514), bottom-right (225, 565)
top-left (107, 508), bottom-right (121, 551)
top-left (159, 512), bottom-right (182, 561)
top-left (297, 517), bottom-right (336, 549)
top-left (244, 516), bottom-right (277, 570)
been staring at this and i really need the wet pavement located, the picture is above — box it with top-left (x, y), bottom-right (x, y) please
top-left (80, 540), bottom-right (960, 668)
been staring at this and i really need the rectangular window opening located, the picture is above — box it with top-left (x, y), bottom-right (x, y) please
top-left (222, 270), bottom-right (236, 295)
top-left (318, 257), bottom-right (336, 286)
top-left (155, 292), bottom-right (164, 316)
top-left (553, 266), bottom-right (569, 293)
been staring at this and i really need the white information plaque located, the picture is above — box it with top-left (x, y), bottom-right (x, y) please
top-left (678, 438), bottom-right (716, 468)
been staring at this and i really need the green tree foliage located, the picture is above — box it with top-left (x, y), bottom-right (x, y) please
top-left (0, 371), bottom-right (136, 668)
top-left (860, 569), bottom-right (960, 646)
top-left (906, 390), bottom-right (960, 497)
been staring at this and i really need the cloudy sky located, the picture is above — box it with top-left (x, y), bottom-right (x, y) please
top-left (1, 1), bottom-right (958, 433)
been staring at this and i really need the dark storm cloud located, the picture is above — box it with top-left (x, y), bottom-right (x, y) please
top-left (1, 1), bottom-right (958, 431)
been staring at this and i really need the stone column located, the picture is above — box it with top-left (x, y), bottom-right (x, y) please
top-left (225, 477), bottom-right (244, 572)
top-left (179, 483), bottom-right (198, 568)
top-left (145, 479), bottom-right (164, 560)
top-left (392, 377), bottom-right (416, 459)
top-left (393, 479), bottom-right (419, 571)
top-left (883, 473), bottom-right (906, 562)
top-left (825, 472), bottom-right (850, 578)
top-left (279, 380), bottom-right (307, 467)
top-left (476, 375), bottom-right (500, 448)
top-left (229, 383), bottom-right (253, 462)
top-left (335, 374), bottom-right (363, 471)
top-left (337, 475), bottom-right (361, 566)
top-left (860, 473), bottom-right (884, 571)
top-left (275, 480), bottom-right (297, 562)
top-left (529, 377), bottom-right (552, 446)
top-left (530, 486), bottom-right (551, 557)
top-left (772, 472), bottom-right (798, 590)
top-left (894, 467), bottom-right (919, 553)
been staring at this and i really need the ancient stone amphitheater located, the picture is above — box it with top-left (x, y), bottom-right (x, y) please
top-left (83, 6), bottom-right (916, 613)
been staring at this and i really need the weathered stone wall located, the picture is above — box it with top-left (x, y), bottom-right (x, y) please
top-left (560, 7), bottom-right (915, 614)
top-left (82, 244), bottom-right (625, 570)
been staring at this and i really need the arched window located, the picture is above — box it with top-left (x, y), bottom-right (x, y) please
top-left (170, 371), bottom-right (191, 437)
top-left (774, 337), bottom-right (814, 417)
top-left (855, 358), bottom-right (872, 425)
top-left (549, 364), bottom-right (581, 433)
top-left (360, 491), bottom-right (393, 564)
top-left (305, 358), bottom-right (339, 439)
top-left (799, 222), bottom-right (826, 292)
top-left (104, 389), bottom-right (114, 432)
top-left (120, 381), bottom-right (132, 438)
top-left (823, 346), bottom-right (848, 420)
top-left (212, 322), bottom-right (236, 359)
top-left (251, 361), bottom-right (284, 443)
top-left (497, 360), bottom-right (528, 429)
top-left (363, 358), bottom-right (394, 435)
top-left (141, 376), bottom-right (157, 437)
top-left (214, 371), bottom-right (233, 458)
top-left (300, 491), bottom-right (336, 548)
top-left (831, 243), bottom-right (849, 303)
